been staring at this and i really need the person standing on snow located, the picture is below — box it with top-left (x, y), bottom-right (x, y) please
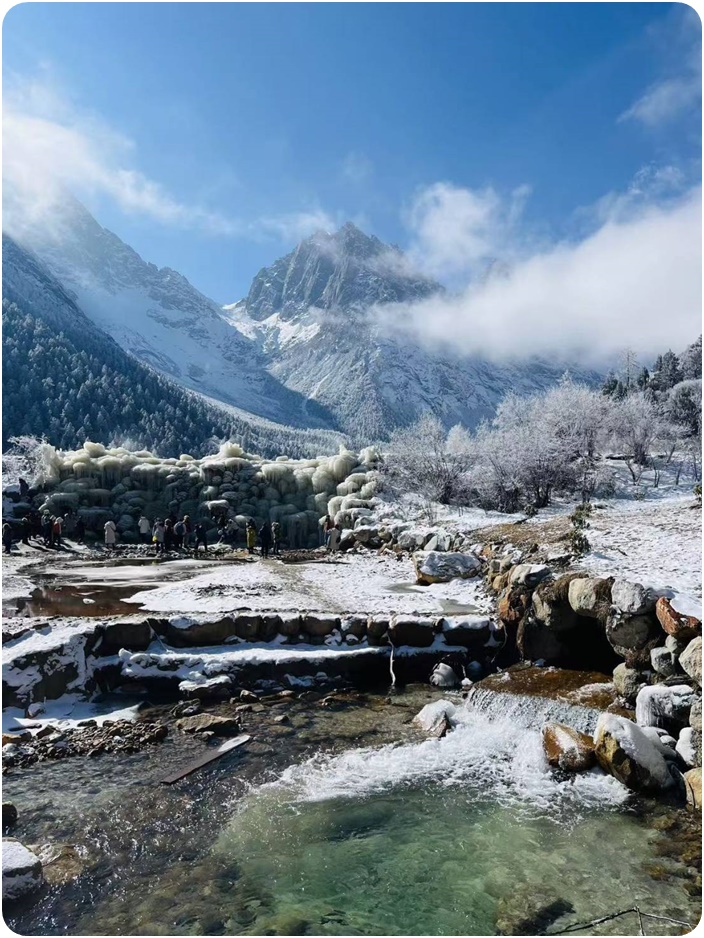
top-left (327, 524), bottom-right (340, 553)
top-left (246, 520), bottom-right (256, 555)
top-left (194, 522), bottom-right (208, 553)
top-left (259, 521), bottom-right (272, 559)
top-left (3, 522), bottom-right (14, 554)
top-left (153, 520), bottom-right (165, 554)
top-left (104, 519), bottom-right (117, 550)
top-left (271, 521), bottom-right (282, 555)
top-left (138, 515), bottom-right (151, 544)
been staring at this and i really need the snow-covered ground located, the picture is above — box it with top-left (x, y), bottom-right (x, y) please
top-left (125, 553), bottom-right (490, 616)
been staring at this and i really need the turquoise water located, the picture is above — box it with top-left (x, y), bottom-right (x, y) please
top-left (4, 695), bottom-right (700, 936)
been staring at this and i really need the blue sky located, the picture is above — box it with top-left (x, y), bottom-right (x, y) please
top-left (3, 2), bottom-right (701, 305)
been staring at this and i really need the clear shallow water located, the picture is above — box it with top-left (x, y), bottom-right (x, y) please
top-left (4, 694), bottom-right (700, 936)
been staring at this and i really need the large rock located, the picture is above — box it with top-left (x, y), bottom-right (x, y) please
top-left (234, 614), bottom-right (263, 641)
top-left (680, 637), bottom-right (702, 687)
top-left (650, 645), bottom-right (679, 678)
top-left (413, 700), bottom-right (456, 737)
top-left (516, 618), bottom-right (568, 664)
top-left (605, 613), bottom-right (662, 667)
top-left (532, 574), bottom-right (585, 631)
top-left (676, 727), bottom-right (697, 767)
top-left (165, 616), bottom-right (235, 646)
top-left (542, 723), bottom-right (596, 773)
top-left (179, 675), bottom-right (234, 700)
top-left (441, 616), bottom-right (491, 649)
top-left (176, 713), bottom-right (241, 735)
top-left (635, 684), bottom-right (696, 730)
top-left (594, 713), bottom-right (675, 793)
top-left (690, 696), bottom-right (702, 731)
top-left (388, 616), bottom-right (436, 648)
top-left (2, 839), bottom-right (43, 901)
top-left (429, 662), bottom-right (460, 688)
top-left (302, 614), bottom-right (340, 637)
top-left (366, 615), bottom-right (389, 646)
top-left (611, 580), bottom-right (656, 616)
top-left (612, 663), bottom-right (648, 703)
top-left (684, 767), bottom-right (702, 810)
top-left (567, 577), bottom-right (613, 621)
top-left (507, 564), bottom-right (551, 589)
top-left (655, 597), bottom-right (701, 642)
top-left (413, 551), bottom-right (481, 585)
top-left (497, 587), bottom-right (531, 625)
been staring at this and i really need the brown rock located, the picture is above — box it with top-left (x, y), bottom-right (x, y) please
top-left (656, 597), bottom-right (702, 642)
top-left (497, 587), bottom-right (531, 625)
top-left (176, 714), bottom-right (241, 736)
top-left (684, 767), bottom-right (702, 810)
top-left (542, 723), bottom-right (596, 773)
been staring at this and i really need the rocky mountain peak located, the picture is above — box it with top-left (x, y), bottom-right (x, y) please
top-left (242, 223), bottom-right (441, 321)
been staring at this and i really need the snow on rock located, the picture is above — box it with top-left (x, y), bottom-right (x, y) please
top-left (507, 564), bottom-right (551, 589)
top-left (412, 699), bottom-right (457, 735)
top-left (635, 684), bottom-right (696, 730)
top-left (610, 580), bottom-right (656, 616)
top-left (541, 723), bottom-right (596, 773)
top-left (594, 713), bottom-right (675, 793)
top-left (429, 663), bottom-right (459, 688)
top-left (413, 551), bottom-right (481, 585)
top-left (440, 616), bottom-right (492, 649)
top-left (676, 727), bottom-right (697, 767)
top-left (2, 839), bottom-right (43, 901)
top-left (655, 597), bottom-right (701, 642)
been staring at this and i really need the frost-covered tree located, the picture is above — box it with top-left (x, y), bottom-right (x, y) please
top-left (679, 336), bottom-right (702, 380)
top-left (383, 413), bottom-right (466, 518)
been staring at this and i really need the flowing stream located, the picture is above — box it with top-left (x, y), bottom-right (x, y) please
top-left (4, 685), bottom-right (700, 936)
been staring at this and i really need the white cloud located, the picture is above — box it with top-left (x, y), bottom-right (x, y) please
top-left (620, 76), bottom-right (701, 127)
top-left (377, 184), bottom-right (701, 362)
top-left (404, 181), bottom-right (534, 281)
top-left (3, 77), bottom-right (240, 240)
top-left (256, 208), bottom-right (340, 242)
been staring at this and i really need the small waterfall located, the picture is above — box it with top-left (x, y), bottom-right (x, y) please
top-left (465, 684), bottom-right (603, 735)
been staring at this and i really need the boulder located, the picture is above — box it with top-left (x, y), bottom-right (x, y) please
top-left (99, 618), bottom-right (153, 652)
top-left (507, 564), bottom-right (551, 589)
top-left (542, 723), bottom-right (596, 773)
top-left (680, 636), bottom-right (702, 687)
top-left (366, 616), bottom-right (388, 646)
top-left (302, 615), bottom-right (340, 637)
top-left (412, 700), bottom-right (456, 737)
top-left (655, 597), bottom-right (701, 642)
top-left (613, 663), bottom-right (648, 703)
top-left (165, 616), bottom-right (235, 646)
top-left (340, 616), bottom-right (367, 639)
top-left (259, 615), bottom-right (282, 642)
top-left (684, 767), bottom-right (702, 810)
top-left (605, 612), bottom-right (662, 665)
top-left (611, 580), bottom-right (656, 616)
top-left (430, 662), bottom-right (460, 688)
top-left (497, 587), bottom-right (531, 625)
top-left (531, 574), bottom-right (585, 631)
top-left (594, 713), bottom-right (675, 793)
top-left (2, 839), bottom-right (43, 901)
top-left (353, 524), bottom-right (379, 546)
top-left (388, 616), bottom-right (436, 648)
top-left (690, 697), bottom-right (702, 731)
top-left (567, 577), bottom-right (613, 621)
top-left (635, 683), bottom-right (696, 730)
top-left (2, 803), bottom-right (18, 828)
top-left (516, 618), bottom-right (568, 664)
top-left (176, 714), bottom-right (241, 736)
top-left (650, 645), bottom-right (679, 678)
top-left (278, 613), bottom-right (301, 636)
top-left (413, 551), bottom-right (481, 585)
top-left (234, 614), bottom-right (263, 641)
top-left (179, 675), bottom-right (233, 700)
top-left (441, 616), bottom-right (491, 649)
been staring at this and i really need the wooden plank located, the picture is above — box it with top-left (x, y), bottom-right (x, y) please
top-left (161, 733), bottom-right (251, 785)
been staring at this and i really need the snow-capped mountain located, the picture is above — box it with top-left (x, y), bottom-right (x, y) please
top-left (9, 195), bottom-right (333, 430)
top-left (225, 223), bottom-right (600, 440)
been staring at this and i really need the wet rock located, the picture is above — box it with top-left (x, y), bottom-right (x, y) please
top-left (165, 615), bottom-right (235, 646)
top-left (684, 767), bottom-right (702, 810)
top-left (440, 616), bottom-right (491, 649)
top-left (613, 663), bottom-right (648, 703)
top-left (635, 684), bottom-right (696, 731)
top-left (568, 577), bottom-right (613, 621)
top-left (302, 614), bottom-right (340, 637)
top-left (179, 675), bottom-right (233, 700)
top-left (33, 843), bottom-right (84, 886)
top-left (413, 700), bottom-right (455, 737)
top-left (680, 637), bottom-right (702, 687)
top-left (542, 723), bottom-right (596, 773)
top-left (388, 616), bottom-right (436, 648)
top-left (611, 580), bottom-right (656, 616)
top-left (2, 838), bottom-right (43, 900)
top-left (594, 713), bottom-right (675, 793)
top-left (495, 894), bottom-right (574, 936)
top-left (507, 563), bottom-right (551, 589)
top-left (413, 550), bottom-right (481, 585)
top-left (176, 714), bottom-right (241, 736)
top-left (2, 803), bottom-right (18, 828)
top-left (656, 597), bottom-right (701, 642)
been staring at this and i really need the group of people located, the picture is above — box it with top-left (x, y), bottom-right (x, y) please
top-left (244, 519), bottom-right (282, 558)
top-left (120, 514), bottom-right (210, 553)
top-left (2, 510), bottom-right (87, 553)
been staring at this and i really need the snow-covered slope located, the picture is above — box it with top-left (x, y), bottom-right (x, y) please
top-left (10, 196), bottom-right (333, 430)
top-left (225, 224), bottom-right (601, 440)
